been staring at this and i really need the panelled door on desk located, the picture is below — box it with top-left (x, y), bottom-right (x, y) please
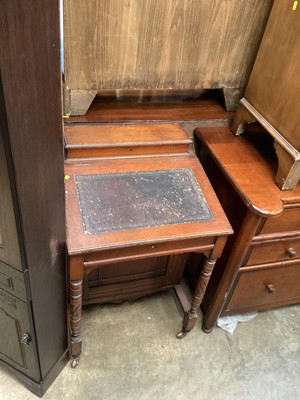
top-left (0, 96), bottom-right (40, 381)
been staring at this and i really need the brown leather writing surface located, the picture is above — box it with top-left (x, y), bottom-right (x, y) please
top-left (75, 168), bottom-right (212, 234)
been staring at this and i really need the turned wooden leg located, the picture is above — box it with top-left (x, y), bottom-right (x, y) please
top-left (69, 256), bottom-right (84, 368)
top-left (69, 283), bottom-right (82, 367)
top-left (176, 257), bottom-right (216, 339)
top-left (70, 278), bottom-right (83, 367)
top-left (231, 101), bottom-right (256, 136)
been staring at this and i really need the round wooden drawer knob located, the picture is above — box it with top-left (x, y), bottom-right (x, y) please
top-left (285, 248), bottom-right (297, 258)
top-left (265, 284), bottom-right (276, 294)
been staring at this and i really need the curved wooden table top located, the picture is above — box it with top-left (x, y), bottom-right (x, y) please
top-left (194, 127), bottom-right (300, 217)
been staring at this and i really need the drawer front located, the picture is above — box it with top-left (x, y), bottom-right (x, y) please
top-left (245, 237), bottom-right (300, 266)
top-left (0, 288), bottom-right (40, 381)
top-left (261, 205), bottom-right (300, 234)
top-left (0, 261), bottom-right (27, 302)
top-left (226, 263), bottom-right (300, 312)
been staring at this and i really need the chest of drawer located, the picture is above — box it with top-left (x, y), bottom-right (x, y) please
top-left (261, 205), bottom-right (300, 235)
top-left (245, 236), bottom-right (300, 266)
top-left (226, 262), bottom-right (300, 312)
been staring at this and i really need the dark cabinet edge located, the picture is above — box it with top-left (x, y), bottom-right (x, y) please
top-left (0, 349), bottom-right (68, 398)
top-left (0, 75), bottom-right (27, 270)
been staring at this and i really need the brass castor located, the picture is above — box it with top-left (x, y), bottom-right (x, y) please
top-left (176, 329), bottom-right (189, 339)
top-left (70, 357), bottom-right (80, 368)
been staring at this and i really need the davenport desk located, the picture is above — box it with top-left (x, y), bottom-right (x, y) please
top-left (64, 123), bottom-right (232, 366)
top-left (194, 127), bottom-right (300, 333)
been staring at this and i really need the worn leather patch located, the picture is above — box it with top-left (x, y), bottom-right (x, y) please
top-left (75, 168), bottom-right (212, 234)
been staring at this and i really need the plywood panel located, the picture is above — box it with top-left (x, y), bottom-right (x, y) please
top-left (64, 0), bottom-right (273, 114)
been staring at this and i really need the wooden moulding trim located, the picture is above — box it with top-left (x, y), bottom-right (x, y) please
top-left (241, 98), bottom-right (300, 160)
top-left (82, 244), bottom-right (215, 267)
top-left (65, 152), bottom-right (192, 163)
top-left (66, 146), bottom-right (191, 159)
top-left (283, 202), bottom-right (300, 209)
top-left (241, 258), bottom-right (300, 272)
top-left (66, 140), bottom-right (192, 149)
top-left (67, 230), bottom-right (233, 255)
top-left (253, 230), bottom-right (300, 243)
top-left (245, 201), bottom-right (283, 218)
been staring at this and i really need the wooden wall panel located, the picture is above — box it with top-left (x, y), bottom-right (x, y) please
top-left (64, 0), bottom-right (273, 114)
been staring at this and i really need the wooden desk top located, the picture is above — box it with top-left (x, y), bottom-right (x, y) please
top-left (64, 123), bottom-right (191, 147)
top-left (195, 127), bottom-right (300, 217)
top-left (64, 123), bottom-right (192, 159)
top-left (65, 154), bottom-right (232, 255)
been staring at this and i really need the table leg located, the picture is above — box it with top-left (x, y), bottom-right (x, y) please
top-left (231, 102), bottom-right (256, 136)
top-left (70, 277), bottom-right (83, 368)
top-left (177, 257), bottom-right (216, 339)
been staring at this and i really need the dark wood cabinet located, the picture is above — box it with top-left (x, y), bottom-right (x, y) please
top-left (0, 1), bottom-right (68, 396)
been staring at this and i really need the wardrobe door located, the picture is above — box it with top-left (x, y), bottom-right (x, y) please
top-left (0, 287), bottom-right (40, 381)
top-left (0, 128), bottom-right (22, 271)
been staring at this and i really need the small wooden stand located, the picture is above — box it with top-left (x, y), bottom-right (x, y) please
top-left (232, 98), bottom-right (300, 190)
top-left (231, 0), bottom-right (300, 190)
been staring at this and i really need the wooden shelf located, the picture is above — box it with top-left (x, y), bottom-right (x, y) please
top-left (66, 91), bottom-right (233, 125)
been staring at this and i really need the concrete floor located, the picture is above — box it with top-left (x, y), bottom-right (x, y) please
top-left (0, 290), bottom-right (299, 400)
